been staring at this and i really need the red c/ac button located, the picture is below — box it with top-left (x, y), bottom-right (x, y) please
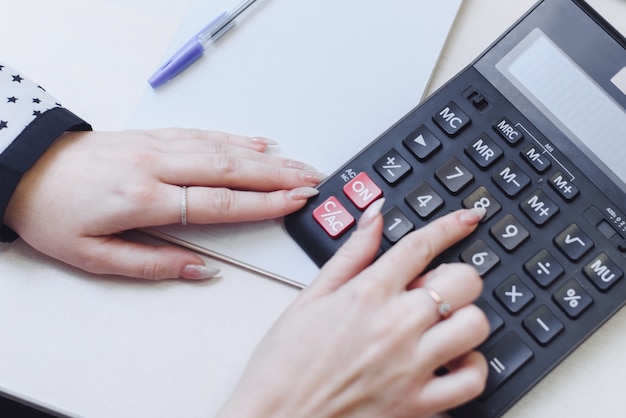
top-left (312, 196), bottom-right (355, 238)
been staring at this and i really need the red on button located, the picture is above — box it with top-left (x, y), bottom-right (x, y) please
top-left (343, 172), bottom-right (383, 209)
top-left (312, 196), bottom-right (355, 238)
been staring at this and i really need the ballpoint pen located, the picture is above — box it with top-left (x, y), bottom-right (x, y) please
top-left (148, 0), bottom-right (260, 88)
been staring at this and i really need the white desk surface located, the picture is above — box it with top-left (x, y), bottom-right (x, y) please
top-left (1, 0), bottom-right (626, 417)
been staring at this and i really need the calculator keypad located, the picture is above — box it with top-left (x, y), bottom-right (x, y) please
top-left (311, 197), bottom-right (354, 238)
top-left (462, 186), bottom-right (501, 223)
top-left (382, 206), bottom-right (414, 243)
top-left (405, 182), bottom-right (444, 219)
top-left (435, 157), bottom-right (474, 194)
top-left (374, 149), bottom-right (412, 184)
top-left (553, 278), bottom-right (593, 318)
top-left (404, 125), bottom-right (442, 160)
top-left (433, 101), bottom-right (471, 136)
top-left (465, 133), bottom-right (503, 169)
top-left (342, 172), bottom-right (382, 210)
top-left (288, 72), bottom-right (626, 418)
top-left (492, 161), bottom-right (531, 197)
top-left (523, 305), bottom-right (564, 345)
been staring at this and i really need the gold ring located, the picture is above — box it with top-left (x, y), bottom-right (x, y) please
top-left (425, 287), bottom-right (452, 319)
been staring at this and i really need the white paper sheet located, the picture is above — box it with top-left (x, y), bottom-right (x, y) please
top-left (130, 0), bottom-right (463, 287)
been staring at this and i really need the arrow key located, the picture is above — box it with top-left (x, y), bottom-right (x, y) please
top-left (403, 125), bottom-right (441, 161)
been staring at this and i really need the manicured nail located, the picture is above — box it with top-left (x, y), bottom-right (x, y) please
top-left (460, 207), bottom-right (487, 226)
top-left (285, 159), bottom-right (317, 170)
top-left (287, 186), bottom-right (320, 200)
top-left (299, 170), bottom-right (327, 183)
top-left (179, 264), bottom-right (221, 280)
top-left (250, 137), bottom-right (278, 146)
top-left (358, 198), bottom-right (385, 229)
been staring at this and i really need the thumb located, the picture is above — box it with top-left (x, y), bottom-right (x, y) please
top-left (77, 236), bottom-right (220, 280)
top-left (302, 198), bottom-right (385, 300)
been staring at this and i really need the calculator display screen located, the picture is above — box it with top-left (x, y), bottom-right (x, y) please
top-left (496, 28), bottom-right (626, 182)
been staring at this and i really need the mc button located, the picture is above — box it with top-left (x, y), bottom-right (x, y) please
top-left (433, 101), bottom-right (471, 137)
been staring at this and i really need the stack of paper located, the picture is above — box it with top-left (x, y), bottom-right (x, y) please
top-left (130, 0), bottom-right (463, 287)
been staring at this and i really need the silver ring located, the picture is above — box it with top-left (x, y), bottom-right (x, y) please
top-left (181, 186), bottom-right (188, 226)
top-left (425, 287), bottom-right (451, 319)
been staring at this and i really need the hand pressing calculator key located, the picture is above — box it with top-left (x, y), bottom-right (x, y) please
top-left (285, 0), bottom-right (626, 416)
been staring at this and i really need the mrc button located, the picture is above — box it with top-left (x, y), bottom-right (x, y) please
top-left (433, 101), bottom-right (471, 136)
top-left (493, 117), bottom-right (524, 145)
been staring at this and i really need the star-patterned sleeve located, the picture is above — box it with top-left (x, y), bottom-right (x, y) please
top-left (0, 62), bottom-right (91, 242)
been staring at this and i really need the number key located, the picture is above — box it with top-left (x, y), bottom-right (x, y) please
top-left (460, 239), bottom-right (500, 276)
top-left (382, 206), bottom-right (414, 243)
top-left (405, 182), bottom-right (444, 219)
top-left (436, 157), bottom-right (474, 194)
top-left (462, 186), bottom-right (501, 223)
top-left (490, 214), bottom-right (529, 252)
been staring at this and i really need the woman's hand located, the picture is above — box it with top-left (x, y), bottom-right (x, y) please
top-left (4, 129), bottom-right (324, 280)
top-left (218, 204), bottom-right (490, 418)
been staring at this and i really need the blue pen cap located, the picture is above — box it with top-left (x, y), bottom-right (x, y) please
top-left (148, 38), bottom-right (205, 88)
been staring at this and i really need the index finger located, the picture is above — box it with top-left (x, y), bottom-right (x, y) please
top-left (185, 186), bottom-right (319, 224)
top-left (361, 207), bottom-right (486, 294)
top-left (146, 128), bottom-right (271, 151)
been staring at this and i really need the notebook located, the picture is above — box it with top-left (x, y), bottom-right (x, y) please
top-left (129, 0), bottom-right (463, 287)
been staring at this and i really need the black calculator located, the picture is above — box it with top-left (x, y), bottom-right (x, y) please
top-left (284, 0), bottom-right (626, 416)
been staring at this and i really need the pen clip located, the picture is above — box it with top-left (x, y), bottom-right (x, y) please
top-left (211, 20), bottom-right (237, 43)
top-left (197, 13), bottom-right (236, 45)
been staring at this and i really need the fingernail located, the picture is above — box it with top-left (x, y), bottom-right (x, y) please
top-left (299, 170), bottom-right (327, 183)
top-left (179, 264), bottom-right (221, 280)
top-left (358, 198), bottom-right (385, 229)
top-left (287, 186), bottom-right (320, 200)
top-left (285, 159), bottom-right (317, 170)
top-left (250, 137), bottom-right (278, 146)
top-left (460, 207), bottom-right (487, 226)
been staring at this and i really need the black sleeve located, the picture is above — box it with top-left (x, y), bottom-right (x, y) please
top-left (0, 63), bottom-right (91, 242)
